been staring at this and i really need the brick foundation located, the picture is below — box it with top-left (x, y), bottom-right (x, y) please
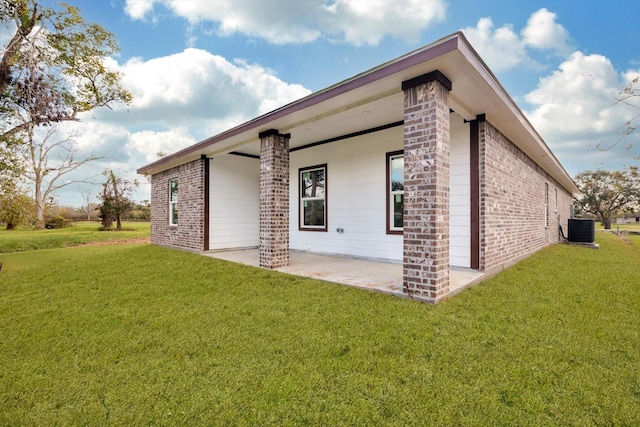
top-left (402, 73), bottom-right (451, 302)
top-left (259, 130), bottom-right (290, 268)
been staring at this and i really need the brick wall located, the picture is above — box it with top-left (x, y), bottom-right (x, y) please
top-left (150, 159), bottom-right (205, 251)
top-left (259, 131), bottom-right (290, 269)
top-left (402, 78), bottom-right (450, 302)
top-left (479, 121), bottom-right (572, 273)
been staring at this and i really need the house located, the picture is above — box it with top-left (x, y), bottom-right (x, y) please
top-left (614, 212), bottom-right (640, 224)
top-left (137, 32), bottom-right (577, 304)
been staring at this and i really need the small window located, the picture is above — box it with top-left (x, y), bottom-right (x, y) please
top-left (299, 165), bottom-right (327, 231)
top-left (169, 178), bottom-right (178, 226)
top-left (387, 151), bottom-right (404, 234)
top-left (544, 183), bottom-right (549, 227)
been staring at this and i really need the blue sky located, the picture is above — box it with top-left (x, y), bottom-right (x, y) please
top-left (7, 0), bottom-right (640, 205)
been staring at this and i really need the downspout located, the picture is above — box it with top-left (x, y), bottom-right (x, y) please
top-left (469, 114), bottom-right (484, 270)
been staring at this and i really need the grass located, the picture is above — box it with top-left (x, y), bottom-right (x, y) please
top-left (0, 234), bottom-right (638, 425)
top-left (0, 221), bottom-right (149, 253)
top-left (596, 221), bottom-right (640, 232)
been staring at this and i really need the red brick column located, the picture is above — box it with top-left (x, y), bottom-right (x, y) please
top-left (259, 129), bottom-right (290, 269)
top-left (401, 71), bottom-right (451, 302)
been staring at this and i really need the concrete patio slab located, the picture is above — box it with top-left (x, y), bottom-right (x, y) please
top-left (204, 249), bottom-right (484, 301)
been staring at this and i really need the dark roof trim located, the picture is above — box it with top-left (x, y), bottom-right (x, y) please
top-left (231, 121), bottom-right (404, 157)
top-left (258, 129), bottom-right (291, 139)
top-left (401, 70), bottom-right (452, 91)
top-left (290, 120), bottom-right (404, 153)
top-left (229, 151), bottom-right (260, 160)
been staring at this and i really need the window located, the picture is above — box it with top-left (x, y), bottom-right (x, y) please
top-left (544, 183), bottom-right (549, 227)
top-left (387, 151), bottom-right (404, 234)
top-left (299, 165), bottom-right (327, 231)
top-left (169, 178), bottom-right (178, 225)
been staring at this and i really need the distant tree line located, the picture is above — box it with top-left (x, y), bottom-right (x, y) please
top-left (0, 196), bottom-right (149, 230)
top-left (1, 168), bottom-right (147, 230)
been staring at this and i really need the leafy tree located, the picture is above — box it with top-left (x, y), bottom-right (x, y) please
top-left (1, 0), bottom-right (132, 140)
top-left (573, 167), bottom-right (640, 229)
top-left (98, 169), bottom-right (137, 231)
top-left (123, 200), bottom-right (150, 221)
top-left (0, 180), bottom-right (34, 229)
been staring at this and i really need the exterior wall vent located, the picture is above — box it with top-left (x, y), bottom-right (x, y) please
top-left (568, 218), bottom-right (595, 243)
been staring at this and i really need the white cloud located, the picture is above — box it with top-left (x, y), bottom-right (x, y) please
top-left (323, 0), bottom-right (447, 45)
top-left (124, 0), bottom-right (154, 20)
top-left (526, 52), bottom-right (625, 136)
top-left (128, 128), bottom-right (196, 163)
top-left (462, 8), bottom-right (572, 72)
top-left (461, 17), bottom-right (528, 72)
top-left (123, 0), bottom-right (446, 45)
top-left (89, 48), bottom-right (310, 140)
top-left (521, 8), bottom-right (571, 55)
top-left (525, 52), bottom-right (640, 172)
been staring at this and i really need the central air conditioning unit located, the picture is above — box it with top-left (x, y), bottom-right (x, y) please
top-left (568, 218), bottom-right (595, 243)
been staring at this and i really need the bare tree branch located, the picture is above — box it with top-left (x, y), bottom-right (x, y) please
top-left (15, 123), bottom-right (107, 227)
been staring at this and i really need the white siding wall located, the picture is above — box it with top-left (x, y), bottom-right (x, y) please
top-left (207, 114), bottom-right (471, 264)
top-left (289, 114), bottom-right (471, 265)
top-left (209, 154), bottom-right (260, 250)
top-left (290, 126), bottom-right (404, 261)
top-left (449, 114), bottom-right (471, 268)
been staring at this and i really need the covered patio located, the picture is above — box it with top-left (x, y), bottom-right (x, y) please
top-left (205, 249), bottom-right (485, 301)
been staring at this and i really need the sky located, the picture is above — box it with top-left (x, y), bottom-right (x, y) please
top-left (4, 0), bottom-right (640, 206)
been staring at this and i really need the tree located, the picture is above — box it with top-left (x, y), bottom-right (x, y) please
top-left (16, 124), bottom-right (103, 228)
top-left (1, 1), bottom-right (132, 210)
top-left (80, 188), bottom-right (97, 221)
top-left (573, 167), bottom-right (640, 229)
top-left (619, 76), bottom-right (640, 142)
top-left (599, 75), bottom-right (640, 156)
top-left (0, 180), bottom-right (34, 229)
top-left (97, 169), bottom-right (137, 231)
top-left (1, 1), bottom-right (132, 139)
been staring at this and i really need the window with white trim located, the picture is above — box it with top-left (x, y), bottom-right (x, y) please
top-left (299, 165), bottom-right (327, 231)
top-left (169, 178), bottom-right (178, 226)
top-left (387, 151), bottom-right (404, 234)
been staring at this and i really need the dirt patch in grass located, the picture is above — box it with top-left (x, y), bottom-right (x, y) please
top-left (72, 237), bottom-right (150, 247)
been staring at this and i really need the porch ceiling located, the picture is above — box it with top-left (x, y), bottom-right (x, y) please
top-left (137, 32), bottom-right (577, 194)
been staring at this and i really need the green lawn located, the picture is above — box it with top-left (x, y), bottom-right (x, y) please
top-left (596, 221), bottom-right (640, 232)
top-left (0, 221), bottom-right (149, 253)
top-left (0, 234), bottom-right (638, 425)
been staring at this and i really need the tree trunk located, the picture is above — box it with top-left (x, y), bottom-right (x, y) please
top-left (6, 223), bottom-right (15, 230)
top-left (34, 178), bottom-right (44, 229)
top-left (603, 218), bottom-right (612, 229)
top-left (34, 201), bottom-right (44, 229)
top-left (116, 215), bottom-right (122, 231)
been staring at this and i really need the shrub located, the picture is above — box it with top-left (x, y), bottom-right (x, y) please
top-left (44, 216), bottom-right (71, 229)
